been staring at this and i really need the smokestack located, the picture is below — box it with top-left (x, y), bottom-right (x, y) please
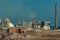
top-left (18, 16), bottom-right (20, 25)
top-left (22, 17), bottom-right (24, 27)
top-left (55, 0), bottom-right (58, 29)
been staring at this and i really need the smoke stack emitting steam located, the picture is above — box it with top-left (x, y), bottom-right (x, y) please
top-left (55, 0), bottom-right (58, 29)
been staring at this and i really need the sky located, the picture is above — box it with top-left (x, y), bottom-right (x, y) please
top-left (0, 0), bottom-right (60, 26)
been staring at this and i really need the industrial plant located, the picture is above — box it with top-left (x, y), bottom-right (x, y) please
top-left (0, 0), bottom-right (60, 40)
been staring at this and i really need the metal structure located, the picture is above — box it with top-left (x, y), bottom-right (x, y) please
top-left (18, 16), bottom-right (20, 25)
top-left (55, 0), bottom-right (58, 29)
top-left (22, 17), bottom-right (24, 27)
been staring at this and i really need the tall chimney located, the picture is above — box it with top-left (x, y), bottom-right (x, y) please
top-left (22, 17), bottom-right (24, 27)
top-left (18, 16), bottom-right (20, 25)
top-left (55, 0), bottom-right (58, 29)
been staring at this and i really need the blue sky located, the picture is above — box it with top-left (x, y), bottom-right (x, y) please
top-left (0, 0), bottom-right (60, 26)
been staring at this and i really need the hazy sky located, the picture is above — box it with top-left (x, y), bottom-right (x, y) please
top-left (0, 0), bottom-right (60, 26)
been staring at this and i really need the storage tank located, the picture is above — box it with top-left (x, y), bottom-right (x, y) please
top-left (43, 21), bottom-right (50, 30)
top-left (9, 22), bottom-right (14, 27)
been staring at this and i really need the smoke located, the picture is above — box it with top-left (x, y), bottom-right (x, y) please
top-left (28, 12), bottom-right (36, 19)
top-left (25, 6), bottom-right (36, 19)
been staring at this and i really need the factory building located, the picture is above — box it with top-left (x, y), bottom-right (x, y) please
top-left (31, 21), bottom-right (51, 30)
top-left (41, 21), bottom-right (44, 28)
top-left (4, 18), bottom-right (14, 29)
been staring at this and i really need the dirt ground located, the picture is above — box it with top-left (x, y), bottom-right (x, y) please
top-left (1, 30), bottom-right (60, 40)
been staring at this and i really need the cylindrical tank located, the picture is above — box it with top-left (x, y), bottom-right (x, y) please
top-left (43, 21), bottom-right (50, 30)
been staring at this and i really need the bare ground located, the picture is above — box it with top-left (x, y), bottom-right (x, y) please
top-left (1, 30), bottom-right (60, 40)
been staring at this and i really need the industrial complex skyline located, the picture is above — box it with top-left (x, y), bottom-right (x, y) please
top-left (0, 0), bottom-right (60, 26)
